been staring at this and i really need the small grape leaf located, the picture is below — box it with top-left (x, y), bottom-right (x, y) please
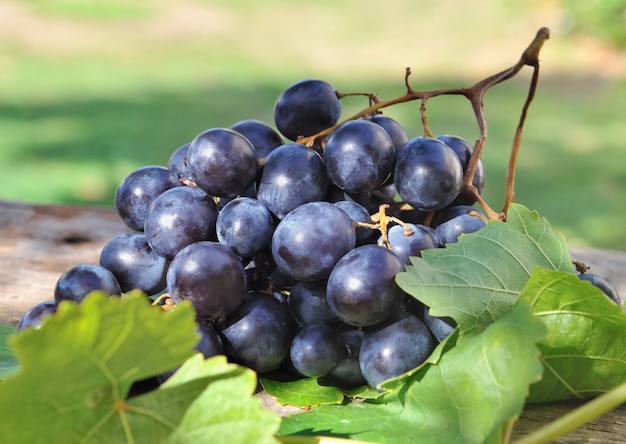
top-left (396, 203), bottom-right (573, 338)
top-left (278, 301), bottom-right (546, 444)
top-left (260, 373), bottom-right (346, 408)
top-left (163, 354), bottom-right (281, 444)
top-left (520, 268), bottom-right (626, 402)
top-left (0, 291), bottom-right (199, 443)
top-left (0, 324), bottom-right (18, 380)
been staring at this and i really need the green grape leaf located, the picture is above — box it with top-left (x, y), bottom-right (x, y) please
top-left (0, 324), bottom-right (18, 380)
top-left (260, 373), bottom-right (346, 408)
top-left (396, 203), bottom-right (573, 338)
top-left (521, 268), bottom-right (626, 402)
top-left (164, 354), bottom-right (281, 444)
top-left (279, 301), bottom-right (546, 444)
top-left (0, 292), bottom-right (200, 443)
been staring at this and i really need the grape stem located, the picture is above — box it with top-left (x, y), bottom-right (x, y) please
top-left (298, 27), bottom-right (551, 222)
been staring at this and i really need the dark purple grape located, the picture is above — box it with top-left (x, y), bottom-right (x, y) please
top-left (186, 128), bottom-right (258, 198)
top-left (216, 197), bottom-right (274, 258)
top-left (167, 143), bottom-right (190, 180)
top-left (367, 115), bottom-right (409, 150)
top-left (359, 311), bottom-right (434, 388)
top-left (195, 323), bottom-right (224, 358)
top-left (434, 213), bottom-right (486, 246)
top-left (16, 301), bottom-right (58, 331)
top-left (437, 135), bottom-right (486, 205)
top-left (323, 328), bottom-right (366, 388)
top-left (323, 120), bottom-right (395, 193)
top-left (219, 291), bottom-right (293, 373)
top-left (343, 190), bottom-right (385, 215)
top-left (381, 223), bottom-right (438, 265)
top-left (54, 263), bottom-right (121, 304)
top-left (244, 263), bottom-right (271, 292)
top-left (579, 273), bottom-right (621, 305)
top-left (334, 200), bottom-right (373, 244)
top-left (230, 119), bottom-right (284, 159)
top-left (114, 165), bottom-right (181, 231)
top-left (394, 137), bottom-right (463, 211)
top-left (289, 323), bottom-right (340, 378)
top-left (158, 322), bottom-right (225, 383)
top-left (271, 201), bottom-right (356, 282)
top-left (430, 205), bottom-right (485, 228)
top-left (166, 241), bottom-right (246, 320)
top-left (99, 232), bottom-right (170, 295)
top-left (327, 245), bottom-right (405, 327)
top-left (252, 247), bottom-right (298, 291)
top-left (288, 280), bottom-right (341, 327)
top-left (403, 294), bottom-right (426, 320)
top-left (144, 186), bottom-right (218, 259)
top-left (274, 79), bottom-right (341, 141)
top-left (423, 306), bottom-right (456, 343)
top-left (256, 143), bottom-right (328, 218)
top-left (436, 135), bottom-right (474, 169)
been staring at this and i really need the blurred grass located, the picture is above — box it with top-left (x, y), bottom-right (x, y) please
top-left (0, 0), bottom-right (624, 250)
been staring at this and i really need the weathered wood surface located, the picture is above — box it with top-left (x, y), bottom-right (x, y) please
top-left (1, 198), bottom-right (625, 442)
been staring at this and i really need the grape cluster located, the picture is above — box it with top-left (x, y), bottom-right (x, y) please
top-left (16, 78), bottom-right (619, 390)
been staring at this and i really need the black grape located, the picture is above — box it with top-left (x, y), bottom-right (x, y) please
top-left (289, 323), bottom-right (340, 378)
top-left (99, 232), bottom-right (170, 295)
top-left (271, 201), bottom-right (355, 282)
top-left (114, 165), bottom-right (181, 231)
top-left (437, 135), bottom-right (486, 205)
top-left (334, 200), bottom-right (374, 244)
top-left (367, 114), bottom-right (409, 150)
top-left (430, 204), bottom-right (485, 228)
top-left (327, 244), bottom-right (405, 327)
top-left (158, 322), bottom-right (225, 384)
top-left (230, 119), bottom-right (284, 159)
top-left (394, 137), bottom-right (463, 211)
top-left (436, 135), bottom-right (474, 171)
top-left (323, 120), bottom-right (395, 193)
top-left (359, 311), bottom-right (434, 388)
top-left (219, 291), bottom-right (293, 373)
top-left (54, 263), bottom-right (121, 304)
top-left (274, 79), bottom-right (341, 141)
top-left (195, 322), bottom-right (224, 359)
top-left (322, 328), bottom-right (366, 388)
top-left (381, 223), bottom-right (438, 265)
top-left (288, 280), bottom-right (341, 327)
top-left (423, 306), bottom-right (456, 343)
top-left (216, 197), bottom-right (275, 258)
top-left (167, 143), bottom-right (190, 180)
top-left (16, 301), bottom-right (58, 331)
top-left (256, 143), bottom-right (328, 218)
top-left (166, 241), bottom-right (246, 320)
top-left (579, 273), bottom-right (621, 305)
top-left (144, 186), bottom-right (218, 259)
top-left (186, 128), bottom-right (258, 198)
top-left (434, 213), bottom-right (486, 246)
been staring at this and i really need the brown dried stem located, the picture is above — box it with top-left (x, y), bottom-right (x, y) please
top-left (297, 27), bottom-right (550, 221)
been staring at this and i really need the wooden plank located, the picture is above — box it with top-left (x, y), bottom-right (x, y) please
top-left (0, 199), bottom-right (130, 325)
top-left (1, 199), bottom-right (625, 441)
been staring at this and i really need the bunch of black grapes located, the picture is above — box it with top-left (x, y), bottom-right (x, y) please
top-left (17, 79), bottom-right (620, 390)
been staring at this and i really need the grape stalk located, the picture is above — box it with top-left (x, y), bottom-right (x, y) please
top-left (298, 27), bottom-right (551, 222)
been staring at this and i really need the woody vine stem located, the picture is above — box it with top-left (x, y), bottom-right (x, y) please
top-left (298, 27), bottom-right (551, 223)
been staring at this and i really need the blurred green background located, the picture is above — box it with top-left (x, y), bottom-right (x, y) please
top-left (0, 0), bottom-right (624, 249)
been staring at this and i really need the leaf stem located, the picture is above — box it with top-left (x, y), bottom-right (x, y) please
top-left (512, 381), bottom-right (626, 444)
